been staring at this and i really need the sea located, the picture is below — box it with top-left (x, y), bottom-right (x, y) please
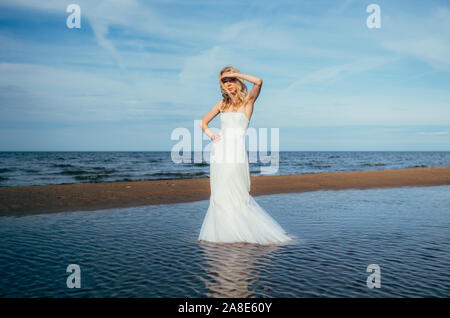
top-left (0, 151), bottom-right (449, 297)
top-left (0, 151), bottom-right (449, 187)
top-left (0, 185), bottom-right (449, 297)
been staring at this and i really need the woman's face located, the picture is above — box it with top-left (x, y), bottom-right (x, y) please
top-left (221, 72), bottom-right (237, 93)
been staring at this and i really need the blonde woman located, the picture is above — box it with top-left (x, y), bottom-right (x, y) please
top-left (198, 65), bottom-right (292, 245)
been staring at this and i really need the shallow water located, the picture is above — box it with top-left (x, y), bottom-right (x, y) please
top-left (0, 185), bottom-right (449, 297)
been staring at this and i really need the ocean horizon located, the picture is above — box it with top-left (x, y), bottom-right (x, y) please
top-left (1, 151), bottom-right (449, 188)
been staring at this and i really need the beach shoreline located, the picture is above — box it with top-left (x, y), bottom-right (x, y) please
top-left (0, 166), bottom-right (449, 217)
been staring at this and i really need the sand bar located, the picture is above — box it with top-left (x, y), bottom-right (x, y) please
top-left (0, 166), bottom-right (449, 216)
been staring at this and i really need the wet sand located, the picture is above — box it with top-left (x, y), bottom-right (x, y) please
top-left (0, 166), bottom-right (449, 216)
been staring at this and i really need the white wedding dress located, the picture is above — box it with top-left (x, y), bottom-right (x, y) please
top-left (198, 111), bottom-right (292, 245)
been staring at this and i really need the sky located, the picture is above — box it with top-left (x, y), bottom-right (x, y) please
top-left (0, 0), bottom-right (449, 151)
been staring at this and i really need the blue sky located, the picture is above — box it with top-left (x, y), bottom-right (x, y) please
top-left (0, 0), bottom-right (449, 151)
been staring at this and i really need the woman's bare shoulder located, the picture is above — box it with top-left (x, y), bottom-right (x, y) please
top-left (215, 99), bottom-right (224, 111)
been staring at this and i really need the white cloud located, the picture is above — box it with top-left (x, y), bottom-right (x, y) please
top-left (285, 55), bottom-right (400, 89)
top-left (380, 7), bottom-right (450, 71)
top-left (0, 62), bottom-right (186, 123)
top-left (2, 0), bottom-right (175, 70)
top-left (417, 131), bottom-right (449, 135)
top-left (178, 46), bottom-right (225, 83)
top-left (2, 1), bottom-right (450, 128)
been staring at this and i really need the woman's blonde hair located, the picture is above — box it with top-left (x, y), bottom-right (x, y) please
top-left (218, 65), bottom-right (248, 112)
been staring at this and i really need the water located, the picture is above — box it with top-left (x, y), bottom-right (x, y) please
top-left (0, 151), bottom-right (449, 187)
top-left (0, 185), bottom-right (449, 297)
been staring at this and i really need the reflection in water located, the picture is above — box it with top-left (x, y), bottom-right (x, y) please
top-left (198, 241), bottom-right (286, 298)
top-left (1, 186), bottom-right (449, 297)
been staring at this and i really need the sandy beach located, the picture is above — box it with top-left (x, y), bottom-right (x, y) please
top-left (0, 166), bottom-right (449, 216)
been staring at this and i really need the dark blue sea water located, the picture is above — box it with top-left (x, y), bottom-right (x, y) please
top-left (0, 151), bottom-right (449, 187)
top-left (0, 185), bottom-right (449, 297)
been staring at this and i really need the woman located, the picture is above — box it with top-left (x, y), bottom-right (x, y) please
top-left (198, 65), bottom-right (292, 245)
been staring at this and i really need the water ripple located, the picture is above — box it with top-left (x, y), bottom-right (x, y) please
top-left (0, 185), bottom-right (449, 297)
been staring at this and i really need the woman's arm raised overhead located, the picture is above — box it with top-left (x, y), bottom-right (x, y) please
top-left (221, 72), bottom-right (262, 105)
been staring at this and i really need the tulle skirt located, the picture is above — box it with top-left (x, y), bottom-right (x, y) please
top-left (198, 136), bottom-right (292, 245)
